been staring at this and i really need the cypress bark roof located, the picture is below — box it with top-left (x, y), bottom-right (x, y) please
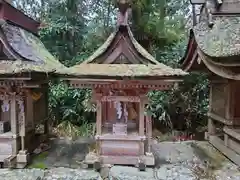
top-left (0, 22), bottom-right (65, 74)
top-left (63, 64), bottom-right (187, 78)
top-left (62, 6), bottom-right (187, 78)
top-left (194, 16), bottom-right (240, 58)
top-left (61, 24), bottom-right (187, 78)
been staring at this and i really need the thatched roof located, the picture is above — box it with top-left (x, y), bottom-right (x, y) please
top-left (62, 64), bottom-right (187, 78)
top-left (194, 16), bottom-right (240, 58)
top-left (0, 22), bottom-right (65, 74)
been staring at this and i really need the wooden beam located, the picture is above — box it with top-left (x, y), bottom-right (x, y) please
top-left (0, 78), bottom-right (31, 80)
top-left (100, 96), bottom-right (140, 102)
top-left (67, 78), bottom-right (183, 83)
top-left (208, 112), bottom-right (240, 125)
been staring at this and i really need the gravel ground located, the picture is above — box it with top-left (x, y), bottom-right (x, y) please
top-left (0, 140), bottom-right (239, 180)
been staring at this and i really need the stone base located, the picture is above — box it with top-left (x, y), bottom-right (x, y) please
top-left (3, 155), bottom-right (16, 168)
top-left (16, 150), bottom-right (30, 169)
top-left (84, 152), bottom-right (155, 167)
top-left (101, 154), bottom-right (155, 166)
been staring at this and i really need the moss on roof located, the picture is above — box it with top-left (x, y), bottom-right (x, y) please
top-left (61, 64), bottom-right (187, 77)
top-left (82, 26), bottom-right (160, 65)
top-left (0, 22), bottom-right (65, 74)
top-left (194, 16), bottom-right (240, 58)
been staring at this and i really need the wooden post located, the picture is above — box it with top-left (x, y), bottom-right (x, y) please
top-left (146, 116), bottom-right (152, 153)
top-left (10, 93), bottom-right (17, 155)
top-left (208, 83), bottom-right (216, 136)
top-left (96, 100), bottom-right (102, 135)
top-left (224, 132), bottom-right (229, 146)
top-left (44, 90), bottom-right (49, 136)
top-left (139, 97), bottom-right (145, 155)
top-left (10, 93), bottom-right (17, 135)
top-left (208, 118), bottom-right (216, 135)
top-left (139, 98), bottom-right (145, 136)
top-left (26, 93), bottom-right (34, 131)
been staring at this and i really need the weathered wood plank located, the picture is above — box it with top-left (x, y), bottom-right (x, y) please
top-left (223, 127), bottom-right (240, 142)
top-left (227, 138), bottom-right (240, 155)
top-left (209, 135), bottom-right (240, 167)
top-left (208, 112), bottom-right (240, 125)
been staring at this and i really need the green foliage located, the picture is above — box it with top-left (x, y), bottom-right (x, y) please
top-left (54, 121), bottom-right (96, 138)
top-left (49, 81), bottom-right (95, 126)
top-left (148, 39), bottom-right (209, 130)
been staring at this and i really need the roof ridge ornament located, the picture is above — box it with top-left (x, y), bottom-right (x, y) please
top-left (116, 0), bottom-right (131, 26)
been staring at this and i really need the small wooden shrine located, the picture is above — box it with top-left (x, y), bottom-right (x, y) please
top-left (181, 0), bottom-right (240, 166)
top-left (62, 2), bottom-right (187, 169)
top-left (0, 0), bottom-right (65, 168)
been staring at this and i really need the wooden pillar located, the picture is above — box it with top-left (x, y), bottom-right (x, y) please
top-left (18, 97), bottom-right (26, 151)
top-left (224, 133), bottom-right (229, 146)
top-left (26, 93), bottom-right (34, 131)
top-left (208, 83), bottom-right (216, 136)
top-left (10, 93), bottom-right (17, 135)
top-left (44, 90), bottom-right (49, 136)
top-left (96, 100), bottom-right (102, 135)
top-left (208, 118), bottom-right (216, 135)
top-left (10, 93), bottom-right (18, 155)
top-left (139, 96), bottom-right (145, 155)
top-left (139, 98), bottom-right (145, 136)
top-left (146, 116), bottom-right (152, 153)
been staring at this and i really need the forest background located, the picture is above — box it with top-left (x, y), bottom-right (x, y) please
top-left (13, 0), bottom-right (209, 139)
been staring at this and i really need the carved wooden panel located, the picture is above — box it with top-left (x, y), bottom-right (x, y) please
top-left (211, 83), bottom-right (227, 117)
top-left (100, 140), bottom-right (139, 156)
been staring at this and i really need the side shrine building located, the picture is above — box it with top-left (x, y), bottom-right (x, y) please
top-left (181, 0), bottom-right (240, 166)
top-left (61, 2), bottom-right (187, 169)
top-left (0, 1), bottom-right (65, 168)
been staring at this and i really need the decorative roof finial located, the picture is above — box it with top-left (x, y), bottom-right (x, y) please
top-left (116, 0), bottom-right (131, 26)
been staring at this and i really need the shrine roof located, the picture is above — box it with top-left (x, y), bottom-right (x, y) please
top-left (63, 3), bottom-right (187, 79)
top-left (61, 64), bottom-right (187, 78)
top-left (0, 22), bottom-right (65, 74)
top-left (82, 26), bottom-right (160, 65)
top-left (194, 16), bottom-right (240, 58)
